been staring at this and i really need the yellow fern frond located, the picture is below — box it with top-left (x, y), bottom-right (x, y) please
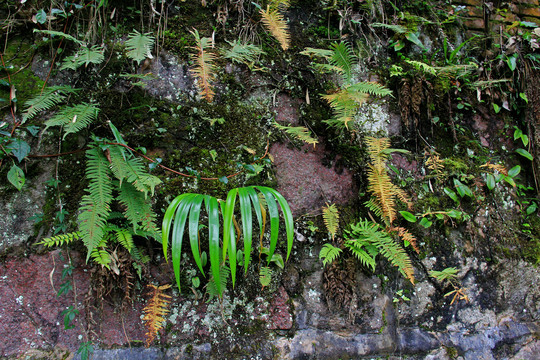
top-left (480, 162), bottom-right (508, 176)
top-left (190, 29), bottom-right (217, 102)
top-left (143, 284), bottom-right (171, 347)
top-left (425, 151), bottom-right (445, 181)
top-left (260, 6), bottom-right (290, 51)
top-left (367, 163), bottom-right (397, 224)
top-left (322, 203), bottom-right (339, 240)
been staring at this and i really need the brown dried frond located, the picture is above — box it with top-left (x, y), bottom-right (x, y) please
top-left (480, 162), bottom-right (508, 176)
top-left (189, 30), bottom-right (217, 102)
top-left (260, 5), bottom-right (290, 51)
top-left (392, 226), bottom-right (419, 253)
top-left (425, 151), bottom-right (445, 181)
top-left (323, 257), bottom-right (356, 311)
top-left (143, 284), bottom-right (171, 347)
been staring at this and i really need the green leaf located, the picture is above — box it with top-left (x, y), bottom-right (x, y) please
top-left (8, 164), bottom-right (25, 190)
top-left (519, 92), bottom-right (528, 103)
top-left (526, 202), bottom-right (537, 215)
top-left (7, 139), bottom-right (30, 162)
top-left (207, 196), bottom-right (222, 296)
top-left (419, 217), bottom-right (432, 228)
top-left (506, 55), bottom-right (517, 71)
top-left (486, 174), bottom-right (495, 190)
top-left (492, 103), bottom-right (500, 113)
top-left (444, 187), bottom-right (458, 202)
top-left (405, 32), bottom-right (426, 50)
top-left (446, 210), bottom-right (462, 219)
top-left (218, 176), bottom-right (228, 184)
top-left (399, 211), bottom-right (417, 223)
top-left (516, 148), bottom-right (533, 161)
top-left (238, 188), bottom-right (253, 274)
top-left (453, 179), bottom-right (473, 198)
top-left (33, 29), bottom-right (84, 45)
top-left (222, 189), bottom-right (238, 287)
top-left (36, 9), bottom-right (47, 24)
top-left (188, 195), bottom-right (205, 275)
top-left (126, 30), bottom-right (155, 64)
top-left (508, 165), bottom-right (521, 178)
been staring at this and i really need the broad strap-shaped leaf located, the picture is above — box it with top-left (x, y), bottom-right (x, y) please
top-left (222, 188), bottom-right (238, 286)
top-left (259, 186), bottom-right (294, 260)
top-left (238, 187), bottom-right (253, 274)
top-left (206, 196), bottom-right (222, 295)
top-left (171, 194), bottom-right (197, 291)
top-left (162, 193), bottom-right (191, 260)
top-left (188, 195), bottom-right (205, 275)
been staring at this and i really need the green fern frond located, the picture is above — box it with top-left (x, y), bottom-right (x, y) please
top-left (33, 29), bottom-right (84, 45)
top-left (371, 23), bottom-right (408, 34)
top-left (126, 30), bottom-right (155, 64)
top-left (328, 42), bottom-right (356, 84)
top-left (344, 239), bottom-right (376, 271)
top-left (36, 232), bottom-right (81, 247)
top-left (115, 228), bottom-right (134, 253)
top-left (222, 40), bottom-right (265, 66)
top-left (44, 102), bottom-right (99, 139)
top-left (90, 247), bottom-right (111, 268)
top-left (260, 5), bottom-right (291, 51)
top-left (347, 82), bottom-right (393, 97)
top-left (405, 60), bottom-right (437, 75)
top-left (322, 204), bottom-right (339, 240)
top-left (319, 243), bottom-right (342, 267)
top-left (429, 267), bottom-right (459, 284)
top-left (78, 147), bottom-right (113, 254)
top-left (109, 146), bottom-right (161, 196)
top-left (22, 86), bottom-right (77, 124)
top-left (206, 265), bottom-right (230, 302)
top-left (259, 266), bottom-right (272, 287)
top-left (299, 47), bottom-right (334, 59)
top-left (190, 29), bottom-right (217, 102)
top-left (349, 220), bottom-right (414, 284)
top-left (131, 245), bottom-right (150, 264)
top-left (274, 122), bottom-right (318, 147)
top-left (118, 182), bottom-right (159, 237)
top-left (60, 45), bottom-right (105, 70)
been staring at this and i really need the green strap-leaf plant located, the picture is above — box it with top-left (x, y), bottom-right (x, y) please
top-left (162, 186), bottom-right (294, 297)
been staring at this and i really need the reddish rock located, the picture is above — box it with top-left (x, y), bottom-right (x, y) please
top-left (266, 287), bottom-right (292, 330)
top-left (270, 142), bottom-right (356, 216)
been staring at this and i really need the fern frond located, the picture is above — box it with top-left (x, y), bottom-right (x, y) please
top-left (349, 220), bottom-right (414, 284)
top-left (300, 47), bottom-right (334, 59)
top-left (367, 163), bottom-right (397, 224)
top-left (143, 284), bottom-right (171, 347)
top-left (347, 82), bottom-right (393, 97)
top-left (114, 228), bottom-right (134, 253)
top-left (33, 29), bottom-right (84, 45)
top-left (44, 102), bottom-right (99, 139)
top-left (190, 29), bottom-right (217, 102)
top-left (344, 239), bottom-right (376, 271)
top-left (118, 182), bottom-right (160, 237)
top-left (90, 247), bottom-right (111, 268)
top-left (60, 45), bottom-right (105, 70)
top-left (206, 265), bottom-right (230, 302)
top-left (259, 266), bottom-right (272, 288)
top-left (274, 122), bottom-right (318, 147)
top-left (22, 86), bottom-right (77, 124)
top-left (392, 226), bottom-right (419, 253)
top-left (78, 147), bottom-right (113, 254)
top-left (131, 245), bottom-right (151, 264)
top-left (480, 162), bottom-right (508, 176)
top-left (260, 5), bottom-right (290, 51)
top-left (322, 204), bottom-right (339, 240)
top-left (429, 267), bottom-right (459, 284)
top-left (222, 40), bottom-right (265, 66)
top-left (371, 23), bottom-right (408, 34)
top-left (322, 89), bottom-right (366, 129)
top-left (126, 30), bottom-right (155, 64)
top-left (425, 151), bottom-right (445, 181)
top-left (328, 42), bottom-right (356, 84)
top-left (109, 146), bottom-right (161, 196)
top-left (405, 60), bottom-right (437, 75)
top-left (319, 243), bottom-right (342, 267)
top-left (36, 232), bottom-right (81, 247)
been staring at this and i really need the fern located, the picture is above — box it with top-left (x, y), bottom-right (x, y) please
top-left (273, 122), bottom-right (318, 147)
top-left (78, 146), bottom-right (113, 254)
top-left (36, 232), bottom-right (81, 247)
top-left (118, 182), bottom-right (160, 238)
top-left (44, 102), bottom-right (99, 139)
top-left (322, 203), bottom-right (339, 240)
top-left (206, 265), bottom-right (230, 302)
top-left (319, 243), bottom-right (342, 267)
top-left (109, 146), bottom-right (161, 197)
top-left (371, 23), bottom-right (408, 34)
top-left (260, 5), bottom-right (291, 51)
top-left (405, 59), bottom-right (437, 75)
top-left (259, 266), bottom-right (272, 288)
top-left (328, 42), bottom-right (356, 84)
top-left (222, 40), bottom-right (265, 67)
top-left (347, 82), bottom-right (393, 97)
top-left (33, 29), bottom-right (84, 45)
top-left (143, 284), bottom-right (171, 347)
top-left (190, 29), bottom-right (217, 102)
top-left (114, 227), bottom-right (134, 253)
top-left (348, 220), bottom-right (414, 284)
top-left (126, 30), bottom-right (155, 64)
top-left (21, 86), bottom-right (77, 124)
top-left (60, 45), bottom-right (105, 71)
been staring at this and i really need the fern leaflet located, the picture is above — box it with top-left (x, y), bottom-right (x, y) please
top-left (143, 284), bottom-right (171, 347)
top-left (259, 266), bottom-right (272, 288)
top-left (118, 182), bottom-right (160, 238)
top-left (222, 40), bottom-right (265, 66)
top-left (45, 102), bottom-right (99, 139)
top-left (33, 29), bottom-right (84, 45)
top-left (322, 203), bottom-right (339, 240)
top-left (126, 30), bottom-right (155, 64)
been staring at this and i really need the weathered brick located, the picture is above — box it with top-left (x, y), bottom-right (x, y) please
top-left (516, 6), bottom-right (540, 17)
top-left (466, 5), bottom-right (484, 17)
top-left (453, 0), bottom-right (483, 6)
top-left (462, 17), bottom-right (486, 30)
